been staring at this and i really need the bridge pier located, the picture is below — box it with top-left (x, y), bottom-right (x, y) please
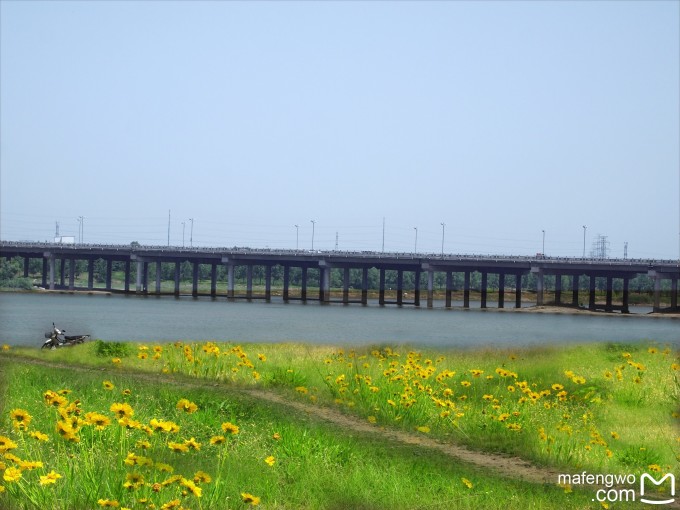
top-left (480, 271), bottom-right (488, 309)
top-left (445, 271), bottom-right (452, 308)
top-left (342, 267), bottom-right (350, 304)
top-left (464, 271), bottom-right (471, 308)
top-left (361, 267), bottom-right (368, 305)
top-left (87, 259), bottom-right (94, 290)
top-left (498, 273), bottom-right (505, 308)
top-left (174, 262), bottom-right (181, 295)
top-left (396, 270), bottom-right (404, 305)
top-left (554, 273), bottom-right (562, 305)
top-left (671, 276), bottom-right (678, 311)
top-left (378, 268), bottom-right (385, 305)
top-left (588, 275), bottom-right (596, 310)
top-left (320, 265), bottom-right (331, 303)
top-left (515, 273), bottom-right (522, 308)
top-left (532, 267), bottom-right (544, 306)
top-left (283, 266), bottom-right (290, 301)
top-left (605, 276), bottom-right (614, 312)
top-left (571, 275), bottom-right (579, 306)
top-left (69, 258), bottom-right (76, 290)
top-left (414, 268), bottom-right (421, 306)
top-left (426, 269), bottom-right (434, 308)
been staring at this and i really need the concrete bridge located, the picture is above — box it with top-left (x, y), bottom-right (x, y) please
top-left (1, 241), bottom-right (678, 313)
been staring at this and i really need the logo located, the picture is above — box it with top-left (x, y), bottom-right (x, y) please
top-left (640, 473), bottom-right (675, 505)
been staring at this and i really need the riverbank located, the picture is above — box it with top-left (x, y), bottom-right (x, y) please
top-left (1, 340), bottom-right (677, 509)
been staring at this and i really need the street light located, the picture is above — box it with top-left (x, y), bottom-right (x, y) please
top-left (189, 218), bottom-right (194, 248)
top-left (440, 222), bottom-right (446, 256)
top-left (182, 222), bottom-right (186, 248)
top-left (413, 227), bottom-right (418, 254)
top-left (542, 229), bottom-right (545, 256)
top-left (582, 225), bottom-right (587, 258)
top-left (310, 220), bottom-right (316, 250)
top-left (294, 225), bottom-right (299, 250)
top-left (77, 216), bottom-right (84, 244)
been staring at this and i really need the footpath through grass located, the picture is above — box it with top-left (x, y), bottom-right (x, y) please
top-left (0, 339), bottom-right (678, 509)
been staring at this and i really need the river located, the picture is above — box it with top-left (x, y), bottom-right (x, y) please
top-left (0, 292), bottom-right (678, 348)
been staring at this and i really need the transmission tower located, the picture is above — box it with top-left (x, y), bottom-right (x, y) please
top-left (589, 234), bottom-right (610, 259)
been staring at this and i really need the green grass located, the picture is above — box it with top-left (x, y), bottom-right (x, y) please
top-left (0, 360), bottom-right (604, 509)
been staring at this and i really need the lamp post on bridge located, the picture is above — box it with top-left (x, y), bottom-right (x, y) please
top-left (295, 225), bottom-right (299, 250)
top-left (182, 222), bottom-right (186, 248)
top-left (440, 222), bottom-right (445, 256)
top-left (310, 220), bottom-right (316, 250)
top-left (189, 218), bottom-right (194, 248)
top-left (414, 227), bottom-right (418, 254)
top-left (542, 229), bottom-right (545, 256)
top-left (582, 225), bottom-right (587, 258)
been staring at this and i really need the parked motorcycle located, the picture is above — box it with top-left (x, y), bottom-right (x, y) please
top-left (41, 323), bottom-right (90, 350)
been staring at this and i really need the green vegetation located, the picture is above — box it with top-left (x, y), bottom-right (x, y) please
top-left (0, 357), bottom-right (604, 509)
top-left (0, 342), bottom-right (680, 508)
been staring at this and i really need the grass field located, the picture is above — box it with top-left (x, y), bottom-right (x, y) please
top-left (0, 340), bottom-right (677, 509)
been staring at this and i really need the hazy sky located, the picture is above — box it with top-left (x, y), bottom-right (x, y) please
top-left (1, 1), bottom-right (678, 259)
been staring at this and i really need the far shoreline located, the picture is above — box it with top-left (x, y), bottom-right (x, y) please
top-left (2, 287), bottom-right (678, 320)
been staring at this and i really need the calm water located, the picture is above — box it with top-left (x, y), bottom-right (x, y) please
top-left (0, 292), bottom-right (678, 348)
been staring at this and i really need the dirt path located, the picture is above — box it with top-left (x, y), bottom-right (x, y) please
top-left (3, 354), bottom-right (678, 507)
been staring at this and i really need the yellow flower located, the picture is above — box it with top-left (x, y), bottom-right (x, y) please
top-left (367, 416), bottom-right (377, 424)
top-left (102, 381), bottom-right (115, 390)
top-left (416, 426), bottom-right (430, 433)
top-left (10, 408), bottom-right (32, 430)
top-left (264, 456), bottom-right (275, 467)
top-left (0, 436), bottom-right (18, 452)
top-left (193, 471), bottom-right (212, 483)
top-left (221, 422), bottom-right (240, 435)
top-left (168, 441), bottom-right (189, 453)
top-left (210, 435), bottom-right (226, 445)
top-left (176, 399), bottom-right (198, 413)
top-left (155, 462), bottom-right (174, 473)
top-left (648, 464), bottom-right (661, 472)
top-left (136, 440), bottom-right (151, 450)
top-left (241, 492), bottom-right (261, 505)
top-left (258, 353), bottom-right (266, 361)
top-left (461, 478), bottom-right (473, 489)
top-left (160, 500), bottom-right (181, 510)
top-left (3, 467), bottom-right (22, 483)
top-left (610, 431), bottom-right (620, 440)
top-left (29, 431), bottom-right (49, 442)
top-left (1, 345), bottom-right (9, 351)
top-left (97, 499), bottom-right (120, 507)
top-left (184, 437), bottom-right (201, 451)
top-left (180, 477), bottom-right (202, 497)
top-left (461, 380), bottom-right (471, 387)
top-left (39, 470), bottom-right (62, 485)
top-left (111, 358), bottom-right (121, 364)
top-left (85, 412), bottom-right (111, 430)
top-left (110, 402), bottom-right (134, 419)
top-left (295, 386), bottom-right (308, 394)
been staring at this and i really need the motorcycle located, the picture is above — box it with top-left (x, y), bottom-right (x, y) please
top-left (41, 323), bottom-right (90, 350)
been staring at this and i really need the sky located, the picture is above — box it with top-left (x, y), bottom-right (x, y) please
top-left (1, 1), bottom-right (679, 259)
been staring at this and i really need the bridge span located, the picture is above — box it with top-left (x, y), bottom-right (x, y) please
top-left (1, 242), bottom-right (678, 313)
